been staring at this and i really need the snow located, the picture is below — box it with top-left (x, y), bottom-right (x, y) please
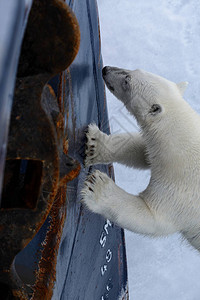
top-left (97, 0), bottom-right (200, 299)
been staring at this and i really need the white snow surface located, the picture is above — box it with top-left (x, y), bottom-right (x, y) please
top-left (97, 1), bottom-right (200, 299)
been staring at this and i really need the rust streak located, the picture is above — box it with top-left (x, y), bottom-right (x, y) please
top-left (47, 84), bottom-right (56, 98)
top-left (32, 165), bottom-right (80, 300)
top-left (63, 139), bottom-right (69, 155)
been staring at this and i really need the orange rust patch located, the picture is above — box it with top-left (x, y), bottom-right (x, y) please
top-left (32, 165), bottom-right (80, 300)
top-left (56, 112), bottom-right (64, 131)
top-left (59, 164), bottom-right (81, 187)
top-left (46, 84), bottom-right (56, 98)
top-left (13, 289), bottom-right (28, 300)
top-left (63, 139), bottom-right (69, 155)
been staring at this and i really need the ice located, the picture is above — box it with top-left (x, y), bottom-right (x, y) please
top-left (98, 0), bottom-right (200, 299)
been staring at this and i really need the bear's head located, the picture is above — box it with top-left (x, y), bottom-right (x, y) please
top-left (102, 66), bottom-right (188, 127)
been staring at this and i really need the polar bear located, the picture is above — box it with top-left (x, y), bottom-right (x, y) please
top-left (81, 66), bottom-right (200, 251)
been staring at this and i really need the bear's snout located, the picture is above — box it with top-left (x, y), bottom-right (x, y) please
top-left (102, 67), bottom-right (115, 92)
top-left (102, 66), bottom-right (109, 77)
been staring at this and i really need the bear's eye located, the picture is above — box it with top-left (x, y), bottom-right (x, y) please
top-left (125, 75), bottom-right (131, 80)
top-left (149, 104), bottom-right (162, 115)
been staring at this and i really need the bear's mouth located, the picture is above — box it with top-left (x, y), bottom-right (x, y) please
top-left (106, 83), bottom-right (115, 92)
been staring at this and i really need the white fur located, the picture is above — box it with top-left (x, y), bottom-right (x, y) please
top-left (82, 67), bottom-right (200, 252)
top-left (118, 282), bottom-right (128, 300)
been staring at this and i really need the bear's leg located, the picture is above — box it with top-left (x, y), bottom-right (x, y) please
top-left (82, 170), bottom-right (174, 236)
top-left (84, 124), bottom-right (149, 169)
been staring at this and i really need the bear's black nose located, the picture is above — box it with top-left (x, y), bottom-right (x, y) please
top-left (102, 66), bottom-right (108, 76)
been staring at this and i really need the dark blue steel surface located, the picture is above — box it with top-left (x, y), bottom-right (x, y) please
top-left (13, 0), bottom-right (128, 298)
top-left (52, 1), bottom-right (128, 299)
top-left (0, 0), bottom-right (26, 204)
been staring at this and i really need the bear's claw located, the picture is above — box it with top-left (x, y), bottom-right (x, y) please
top-left (84, 124), bottom-right (101, 167)
top-left (81, 170), bottom-right (111, 214)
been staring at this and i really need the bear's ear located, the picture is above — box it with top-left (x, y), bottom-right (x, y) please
top-left (176, 81), bottom-right (188, 95)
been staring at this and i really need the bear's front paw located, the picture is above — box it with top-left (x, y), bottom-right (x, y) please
top-left (81, 170), bottom-right (112, 215)
top-left (84, 124), bottom-right (108, 167)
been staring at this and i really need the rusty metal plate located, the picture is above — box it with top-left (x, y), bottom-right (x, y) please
top-left (0, 0), bottom-right (80, 298)
top-left (0, 0), bottom-right (128, 299)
